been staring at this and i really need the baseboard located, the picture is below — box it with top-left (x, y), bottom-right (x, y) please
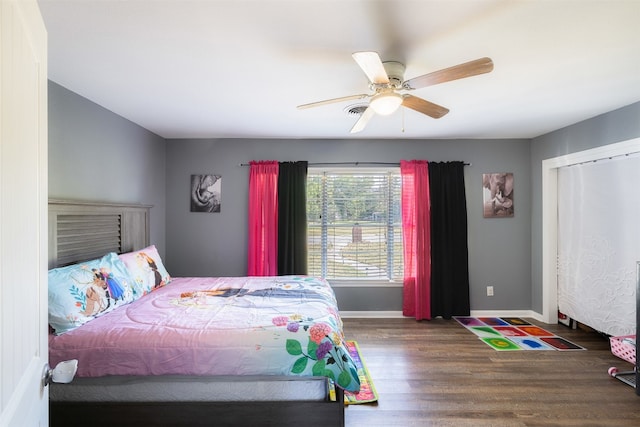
top-left (340, 311), bottom-right (404, 318)
top-left (470, 310), bottom-right (546, 323)
top-left (341, 310), bottom-right (548, 322)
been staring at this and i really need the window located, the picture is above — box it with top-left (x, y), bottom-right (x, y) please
top-left (307, 169), bottom-right (403, 281)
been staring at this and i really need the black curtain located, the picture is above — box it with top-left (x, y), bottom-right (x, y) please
top-left (278, 161), bottom-right (308, 275)
top-left (429, 161), bottom-right (470, 318)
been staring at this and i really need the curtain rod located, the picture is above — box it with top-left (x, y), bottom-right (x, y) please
top-left (239, 161), bottom-right (471, 167)
top-left (566, 151), bottom-right (640, 168)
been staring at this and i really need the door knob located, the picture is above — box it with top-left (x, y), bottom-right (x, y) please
top-left (42, 359), bottom-right (78, 386)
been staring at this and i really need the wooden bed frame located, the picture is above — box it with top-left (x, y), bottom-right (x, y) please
top-left (47, 199), bottom-right (345, 427)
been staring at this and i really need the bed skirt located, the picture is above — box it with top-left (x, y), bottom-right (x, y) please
top-left (49, 375), bottom-right (345, 427)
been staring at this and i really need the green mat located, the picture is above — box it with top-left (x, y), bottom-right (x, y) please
top-left (330, 340), bottom-right (379, 404)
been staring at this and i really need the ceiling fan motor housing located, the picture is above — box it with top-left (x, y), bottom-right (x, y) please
top-left (382, 61), bottom-right (406, 88)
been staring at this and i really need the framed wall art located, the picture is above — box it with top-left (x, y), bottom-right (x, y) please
top-left (191, 174), bottom-right (221, 213)
top-left (482, 172), bottom-right (513, 218)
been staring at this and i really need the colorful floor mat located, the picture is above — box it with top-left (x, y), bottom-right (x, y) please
top-left (335, 340), bottom-right (379, 404)
top-left (455, 317), bottom-right (586, 351)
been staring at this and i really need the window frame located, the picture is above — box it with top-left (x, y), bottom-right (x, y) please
top-left (306, 166), bottom-right (403, 285)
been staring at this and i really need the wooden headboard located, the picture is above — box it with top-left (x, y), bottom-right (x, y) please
top-left (48, 199), bottom-right (151, 269)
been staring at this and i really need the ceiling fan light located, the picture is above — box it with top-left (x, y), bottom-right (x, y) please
top-left (370, 92), bottom-right (403, 115)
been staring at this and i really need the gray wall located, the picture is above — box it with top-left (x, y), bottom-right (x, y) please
top-left (48, 82), bottom-right (168, 256)
top-left (49, 77), bottom-right (640, 315)
top-left (165, 138), bottom-right (531, 312)
top-left (529, 102), bottom-right (640, 313)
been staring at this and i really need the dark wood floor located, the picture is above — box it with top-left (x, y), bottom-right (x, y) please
top-left (342, 317), bottom-right (640, 427)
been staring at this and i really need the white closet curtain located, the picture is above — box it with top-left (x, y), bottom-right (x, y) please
top-left (557, 153), bottom-right (640, 336)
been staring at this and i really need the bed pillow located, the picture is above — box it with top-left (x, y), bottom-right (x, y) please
top-left (118, 245), bottom-right (171, 297)
top-left (48, 252), bottom-right (136, 335)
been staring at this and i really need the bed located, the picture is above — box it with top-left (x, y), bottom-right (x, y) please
top-left (47, 199), bottom-right (358, 426)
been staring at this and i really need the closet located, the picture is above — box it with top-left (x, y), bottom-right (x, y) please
top-left (557, 152), bottom-right (640, 337)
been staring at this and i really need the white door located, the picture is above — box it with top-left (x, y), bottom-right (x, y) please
top-left (0, 0), bottom-right (49, 426)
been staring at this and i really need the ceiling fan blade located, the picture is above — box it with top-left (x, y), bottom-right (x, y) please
top-left (350, 107), bottom-right (375, 133)
top-left (403, 57), bottom-right (493, 90)
top-left (352, 51), bottom-right (390, 85)
top-left (297, 93), bottom-right (370, 109)
top-left (402, 95), bottom-right (449, 119)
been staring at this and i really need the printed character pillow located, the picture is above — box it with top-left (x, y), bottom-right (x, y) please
top-left (48, 252), bottom-right (136, 335)
top-left (119, 245), bottom-right (171, 297)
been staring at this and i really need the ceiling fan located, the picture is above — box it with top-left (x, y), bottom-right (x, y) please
top-left (297, 52), bottom-right (494, 133)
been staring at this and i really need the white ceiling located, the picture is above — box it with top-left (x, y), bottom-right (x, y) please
top-left (39, 0), bottom-right (640, 140)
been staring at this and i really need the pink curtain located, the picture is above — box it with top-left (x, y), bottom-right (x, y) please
top-left (400, 160), bottom-right (431, 320)
top-left (247, 161), bottom-right (279, 276)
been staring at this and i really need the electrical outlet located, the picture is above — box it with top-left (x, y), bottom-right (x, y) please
top-left (486, 286), bottom-right (494, 296)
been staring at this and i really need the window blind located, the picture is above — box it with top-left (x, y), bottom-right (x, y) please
top-left (307, 170), bottom-right (402, 280)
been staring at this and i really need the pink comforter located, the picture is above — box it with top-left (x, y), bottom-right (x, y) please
top-left (49, 276), bottom-right (360, 392)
